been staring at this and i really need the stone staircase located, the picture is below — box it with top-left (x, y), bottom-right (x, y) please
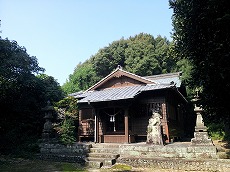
top-left (85, 143), bottom-right (120, 168)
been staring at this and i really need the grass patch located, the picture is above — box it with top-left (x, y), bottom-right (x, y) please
top-left (0, 157), bottom-right (86, 172)
top-left (110, 163), bottom-right (132, 171)
top-left (56, 162), bottom-right (86, 172)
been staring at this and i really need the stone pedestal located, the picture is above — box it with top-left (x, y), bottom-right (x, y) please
top-left (191, 132), bottom-right (213, 146)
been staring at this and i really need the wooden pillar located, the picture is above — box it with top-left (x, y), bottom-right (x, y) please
top-left (78, 109), bottom-right (82, 142)
top-left (124, 108), bottom-right (129, 143)
top-left (162, 103), bottom-right (170, 143)
top-left (95, 112), bottom-right (99, 143)
top-left (94, 110), bottom-right (99, 143)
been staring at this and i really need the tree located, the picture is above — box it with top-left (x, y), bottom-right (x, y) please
top-left (62, 62), bottom-right (99, 94)
top-left (63, 33), bottom-right (176, 94)
top-left (124, 33), bottom-right (161, 76)
top-left (93, 38), bottom-right (127, 78)
top-left (170, 0), bottom-right (230, 138)
top-left (0, 39), bottom-right (44, 102)
top-left (0, 38), bottom-right (64, 153)
top-left (37, 74), bottom-right (64, 102)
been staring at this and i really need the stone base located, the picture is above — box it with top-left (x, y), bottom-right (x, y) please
top-left (191, 132), bottom-right (213, 146)
top-left (118, 158), bottom-right (230, 171)
top-left (39, 143), bottom-right (91, 163)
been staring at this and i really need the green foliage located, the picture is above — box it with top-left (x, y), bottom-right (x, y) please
top-left (0, 38), bottom-right (64, 154)
top-left (59, 118), bottom-right (76, 145)
top-left (124, 34), bottom-right (162, 76)
top-left (37, 74), bottom-right (65, 102)
top-left (93, 37), bottom-right (128, 78)
top-left (55, 96), bottom-right (78, 118)
top-left (175, 58), bottom-right (194, 98)
top-left (54, 96), bottom-right (78, 144)
top-left (170, 0), bottom-right (230, 129)
top-left (62, 62), bottom-right (99, 94)
top-left (63, 33), bottom-right (177, 94)
top-left (207, 123), bottom-right (225, 141)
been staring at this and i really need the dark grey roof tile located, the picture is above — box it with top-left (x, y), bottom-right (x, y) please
top-left (76, 84), bottom-right (171, 103)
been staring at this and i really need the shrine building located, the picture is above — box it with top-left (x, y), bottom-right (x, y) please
top-left (71, 66), bottom-right (189, 143)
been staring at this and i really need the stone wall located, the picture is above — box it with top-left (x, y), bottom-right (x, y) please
top-left (118, 143), bottom-right (230, 171)
top-left (118, 158), bottom-right (230, 172)
top-left (39, 142), bottom-right (230, 171)
top-left (119, 143), bottom-right (217, 159)
top-left (39, 142), bottom-right (91, 163)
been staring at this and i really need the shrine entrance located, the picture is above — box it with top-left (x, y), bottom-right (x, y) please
top-left (101, 108), bottom-right (125, 134)
top-left (97, 107), bottom-right (131, 143)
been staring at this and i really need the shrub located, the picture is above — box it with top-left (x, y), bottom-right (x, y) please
top-left (54, 96), bottom-right (78, 144)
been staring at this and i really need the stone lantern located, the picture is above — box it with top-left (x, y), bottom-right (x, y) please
top-left (42, 101), bottom-right (55, 141)
top-left (191, 90), bottom-right (213, 145)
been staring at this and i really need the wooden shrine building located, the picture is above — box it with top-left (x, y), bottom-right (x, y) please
top-left (72, 66), bottom-right (188, 143)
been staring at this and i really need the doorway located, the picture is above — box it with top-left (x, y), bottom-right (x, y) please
top-left (102, 108), bottom-right (124, 134)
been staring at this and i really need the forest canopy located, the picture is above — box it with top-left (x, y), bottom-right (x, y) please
top-left (170, 0), bottom-right (230, 138)
top-left (62, 33), bottom-right (183, 94)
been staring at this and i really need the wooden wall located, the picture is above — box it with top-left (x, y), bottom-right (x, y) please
top-left (78, 89), bottom-right (186, 143)
top-left (97, 76), bottom-right (144, 90)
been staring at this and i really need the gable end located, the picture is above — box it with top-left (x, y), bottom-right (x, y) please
top-left (87, 68), bottom-right (155, 91)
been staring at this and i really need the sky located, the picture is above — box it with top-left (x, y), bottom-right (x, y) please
top-left (0, 0), bottom-right (173, 85)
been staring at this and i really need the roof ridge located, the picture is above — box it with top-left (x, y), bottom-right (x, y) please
top-left (144, 72), bottom-right (182, 78)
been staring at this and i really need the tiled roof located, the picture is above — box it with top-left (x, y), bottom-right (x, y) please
top-left (143, 72), bottom-right (182, 87)
top-left (75, 84), bottom-right (172, 103)
top-left (70, 70), bottom-right (185, 103)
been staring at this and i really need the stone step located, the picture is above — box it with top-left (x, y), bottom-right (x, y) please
top-left (86, 157), bottom-right (116, 167)
top-left (85, 160), bottom-right (103, 169)
top-left (92, 143), bottom-right (120, 149)
top-left (86, 143), bottom-right (120, 168)
top-left (87, 152), bottom-right (120, 159)
top-left (90, 147), bottom-right (119, 154)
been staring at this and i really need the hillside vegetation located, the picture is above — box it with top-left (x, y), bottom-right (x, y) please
top-left (62, 33), bottom-right (187, 94)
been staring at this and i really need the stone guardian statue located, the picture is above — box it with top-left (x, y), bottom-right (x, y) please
top-left (146, 111), bottom-right (163, 145)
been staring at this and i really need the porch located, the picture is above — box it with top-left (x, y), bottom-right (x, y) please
top-left (78, 99), bottom-right (176, 144)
